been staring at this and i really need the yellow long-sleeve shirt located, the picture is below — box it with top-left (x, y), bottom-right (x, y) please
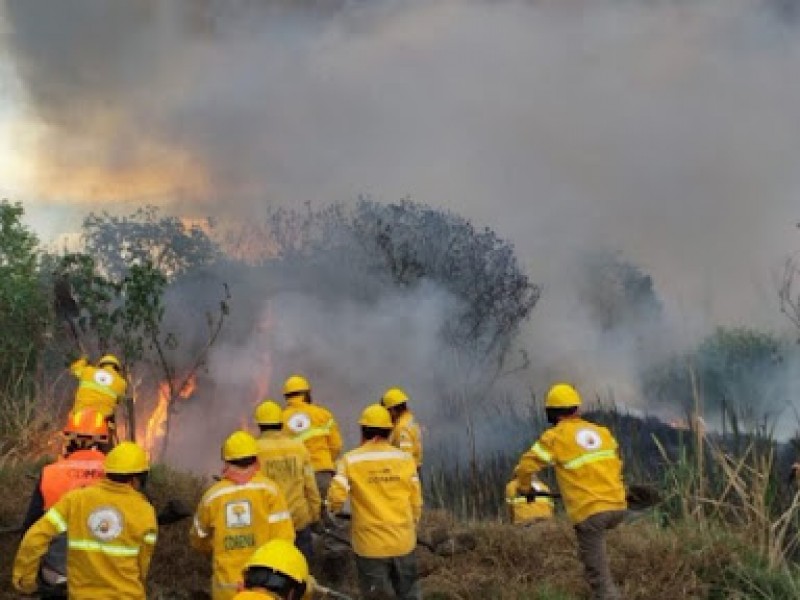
top-left (389, 410), bottom-right (423, 467)
top-left (515, 416), bottom-right (626, 524)
top-left (256, 430), bottom-right (321, 531)
top-left (13, 478), bottom-right (157, 599)
top-left (190, 472), bottom-right (295, 600)
top-left (70, 358), bottom-right (128, 418)
top-left (282, 398), bottom-right (342, 472)
top-left (327, 439), bottom-right (422, 558)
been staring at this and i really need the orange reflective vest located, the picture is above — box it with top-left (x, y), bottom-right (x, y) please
top-left (41, 449), bottom-right (106, 510)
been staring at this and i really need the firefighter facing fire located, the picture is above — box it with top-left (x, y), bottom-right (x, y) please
top-left (281, 375), bottom-right (342, 501)
top-left (13, 442), bottom-right (157, 599)
top-left (70, 354), bottom-right (128, 420)
top-left (19, 409), bottom-right (110, 598)
top-left (381, 387), bottom-right (423, 471)
top-left (514, 383), bottom-right (627, 600)
top-left (253, 399), bottom-right (321, 562)
top-left (191, 431), bottom-right (295, 600)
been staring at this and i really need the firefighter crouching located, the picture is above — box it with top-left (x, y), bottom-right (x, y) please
top-left (191, 430), bottom-right (295, 600)
top-left (254, 400), bottom-right (321, 561)
top-left (70, 354), bottom-right (127, 420)
top-left (327, 404), bottom-right (423, 600)
top-left (232, 539), bottom-right (309, 600)
top-left (281, 375), bottom-right (342, 501)
top-left (514, 383), bottom-right (627, 600)
top-left (381, 387), bottom-right (423, 473)
top-left (19, 409), bottom-right (110, 598)
top-left (13, 442), bottom-right (157, 599)
top-left (505, 476), bottom-right (554, 526)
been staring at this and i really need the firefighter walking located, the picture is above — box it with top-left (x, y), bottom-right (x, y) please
top-left (514, 383), bottom-right (627, 600)
top-left (381, 387), bottom-right (423, 472)
top-left (327, 404), bottom-right (423, 600)
top-left (13, 441), bottom-right (157, 599)
top-left (19, 409), bottom-right (110, 598)
top-left (281, 375), bottom-right (342, 501)
top-left (254, 399), bottom-right (321, 561)
top-left (191, 430), bottom-right (295, 600)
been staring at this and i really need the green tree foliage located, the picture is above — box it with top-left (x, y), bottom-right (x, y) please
top-left (643, 327), bottom-right (788, 425)
top-left (0, 200), bottom-right (48, 385)
top-left (82, 205), bottom-right (219, 280)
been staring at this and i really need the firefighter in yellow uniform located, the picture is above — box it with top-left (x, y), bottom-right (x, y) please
top-left (327, 404), bottom-right (423, 600)
top-left (232, 539), bottom-right (309, 600)
top-left (505, 477), bottom-right (554, 525)
top-left (514, 383), bottom-right (627, 600)
top-left (281, 375), bottom-right (342, 500)
top-left (254, 400), bottom-right (321, 561)
top-left (191, 431), bottom-right (295, 600)
top-left (70, 354), bottom-right (128, 419)
top-left (13, 442), bottom-right (157, 599)
top-left (381, 387), bottom-right (423, 470)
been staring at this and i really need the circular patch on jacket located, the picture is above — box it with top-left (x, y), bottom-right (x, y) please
top-left (575, 428), bottom-right (602, 450)
top-left (87, 506), bottom-right (124, 541)
top-left (94, 370), bottom-right (114, 386)
top-left (287, 412), bottom-right (311, 433)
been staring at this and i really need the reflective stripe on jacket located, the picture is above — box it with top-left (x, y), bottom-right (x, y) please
top-left (256, 431), bottom-right (322, 530)
top-left (12, 478), bottom-right (157, 599)
top-left (389, 410), bottom-right (423, 467)
top-left (515, 417), bottom-right (626, 524)
top-left (190, 472), bottom-right (295, 600)
top-left (505, 479), bottom-right (554, 525)
top-left (71, 358), bottom-right (127, 417)
top-left (41, 449), bottom-right (106, 510)
top-left (282, 398), bottom-right (342, 472)
top-left (327, 439), bottom-right (422, 558)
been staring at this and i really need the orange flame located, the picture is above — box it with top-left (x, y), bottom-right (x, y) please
top-left (144, 375), bottom-right (197, 454)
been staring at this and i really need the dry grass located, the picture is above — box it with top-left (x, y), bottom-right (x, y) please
top-left (2, 465), bottom-right (799, 599)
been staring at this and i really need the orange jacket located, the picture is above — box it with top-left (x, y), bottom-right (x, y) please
top-left (71, 358), bottom-right (127, 418)
top-left (41, 449), bottom-right (106, 510)
top-left (282, 398), bottom-right (342, 472)
top-left (515, 416), bottom-right (626, 524)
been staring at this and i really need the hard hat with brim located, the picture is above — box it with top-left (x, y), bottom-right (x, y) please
top-left (254, 400), bottom-right (283, 426)
top-left (545, 383), bottom-right (582, 409)
top-left (222, 430), bottom-right (259, 461)
top-left (245, 539), bottom-right (309, 584)
top-left (283, 375), bottom-right (310, 396)
top-left (381, 387), bottom-right (409, 409)
top-left (105, 442), bottom-right (150, 474)
top-left (359, 404), bottom-right (393, 429)
top-left (98, 354), bottom-right (121, 369)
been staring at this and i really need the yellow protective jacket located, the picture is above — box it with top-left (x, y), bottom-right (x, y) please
top-left (256, 430), bottom-right (322, 531)
top-left (505, 478), bottom-right (554, 525)
top-left (12, 479), bottom-right (157, 599)
top-left (190, 472), bottom-right (295, 600)
top-left (327, 439), bottom-right (422, 558)
top-left (282, 398), bottom-right (342, 472)
top-left (390, 410), bottom-right (423, 468)
top-left (71, 357), bottom-right (128, 417)
top-left (515, 416), bottom-right (626, 524)
top-left (231, 592), bottom-right (278, 600)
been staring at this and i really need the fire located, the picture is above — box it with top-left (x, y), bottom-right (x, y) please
top-left (143, 375), bottom-right (197, 455)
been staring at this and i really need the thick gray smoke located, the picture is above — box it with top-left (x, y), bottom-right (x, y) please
top-left (4, 0), bottom-right (800, 465)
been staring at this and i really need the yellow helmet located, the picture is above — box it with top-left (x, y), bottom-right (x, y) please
top-left (283, 375), bottom-right (310, 396)
top-left (244, 539), bottom-right (309, 585)
top-left (222, 430), bottom-right (258, 461)
top-left (105, 442), bottom-right (150, 474)
top-left (98, 354), bottom-right (121, 370)
top-left (545, 383), bottom-right (582, 409)
top-left (254, 400), bottom-right (283, 426)
top-left (358, 404), bottom-right (393, 429)
top-left (381, 387), bottom-right (409, 409)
